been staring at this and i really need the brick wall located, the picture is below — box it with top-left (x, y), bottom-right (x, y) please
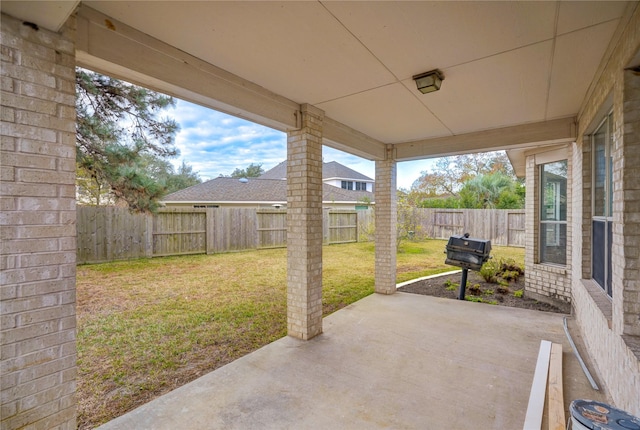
top-left (579, 136), bottom-right (592, 279)
top-left (1, 13), bottom-right (77, 429)
top-left (620, 68), bottom-right (640, 336)
top-left (374, 147), bottom-right (397, 295)
top-left (571, 4), bottom-right (640, 416)
top-left (286, 104), bottom-right (324, 340)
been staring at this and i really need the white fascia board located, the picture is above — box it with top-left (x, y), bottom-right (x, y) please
top-left (163, 200), bottom-right (373, 205)
top-left (395, 117), bottom-right (576, 162)
top-left (324, 177), bottom-right (374, 183)
top-left (162, 201), bottom-right (286, 205)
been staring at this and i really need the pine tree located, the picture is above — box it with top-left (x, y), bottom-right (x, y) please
top-left (75, 69), bottom-right (180, 213)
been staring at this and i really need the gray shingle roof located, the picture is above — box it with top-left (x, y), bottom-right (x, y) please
top-left (259, 160), bottom-right (373, 181)
top-left (321, 161), bottom-right (373, 181)
top-left (163, 177), bottom-right (373, 203)
top-left (258, 161), bottom-right (287, 180)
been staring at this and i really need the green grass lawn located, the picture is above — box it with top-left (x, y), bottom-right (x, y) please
top-left (76, 239), bottom-right (523, 428)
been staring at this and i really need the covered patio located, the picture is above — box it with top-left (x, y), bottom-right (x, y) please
top-left (97, 293), bottom-right (604, 429)
top-left (1, 1), bottom-right (639, 428)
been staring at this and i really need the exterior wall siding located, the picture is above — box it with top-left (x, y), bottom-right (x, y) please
top-left (1, 12), bottom-right (77, 429)
top-left (571, 3), bottom-right (640, 416)
top-left (620, 68), bottom-right (640, 336)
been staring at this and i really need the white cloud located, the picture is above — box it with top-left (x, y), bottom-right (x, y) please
top-left (167, 99), bottom-right (433, 187)
top-left (167, 100), bottom-right (286, 179)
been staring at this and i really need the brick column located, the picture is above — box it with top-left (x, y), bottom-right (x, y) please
top-left (286, 104), bottom-right (323, 340)
top-left (1, 13), bottom-right (77, 429)
top-left (374, 146), bottom-right (397, 294)
top-left (617, 68), bottom-right (640, 336)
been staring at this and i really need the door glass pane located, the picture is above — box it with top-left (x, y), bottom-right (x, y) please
top-left (593, 122), bottom-right (607, 217)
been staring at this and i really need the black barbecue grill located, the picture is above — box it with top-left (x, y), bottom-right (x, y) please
top-left (445, 233), bottom-right (492, 299)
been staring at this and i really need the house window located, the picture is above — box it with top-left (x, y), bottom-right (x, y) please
top-left (341, 181), bottom-right (367, 191)
top-left (592, 112), bottom-right (613, 296)
top-left (540, 160), bottom-right (567, 265)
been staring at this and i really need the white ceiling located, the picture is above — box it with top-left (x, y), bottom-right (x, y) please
top-left (1, 1), bottom-right (633, 159)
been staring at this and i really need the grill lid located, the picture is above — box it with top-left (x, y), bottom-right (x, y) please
top-left (445, 233), bottom-right (492, 270)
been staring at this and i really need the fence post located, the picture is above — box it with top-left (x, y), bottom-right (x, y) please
top-left (145, 212), bottom-right (154, 258)
top-left (205, 208), bottom-right (212, 254)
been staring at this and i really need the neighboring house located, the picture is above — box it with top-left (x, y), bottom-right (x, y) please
top-left (162, 161), bottom-right (374, 210)
top-left (259, 160), bottom-right (375, 192)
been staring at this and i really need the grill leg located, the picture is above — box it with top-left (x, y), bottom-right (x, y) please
top-left (458, 268), bottom-right (468, 300)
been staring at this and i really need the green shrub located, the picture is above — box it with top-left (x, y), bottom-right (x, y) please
top-left (468, 283), bottom-right (482, 295)
top-left (483, 289), bottom-right (494, 296)
top-left (480, 259), bottom-right (501, 283)
top-left (502, 270), bottom-right (521, 282)
top-left (465, 296), bottom-right (497, 305)
top-left (443, 279), bottom-right (458, 291)
top-left (500, 258), bottom-right (524, 275)
top-left (513, 289), bottom-right (524, 298)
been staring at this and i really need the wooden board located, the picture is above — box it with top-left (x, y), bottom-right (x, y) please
top-left (548, 343), bottom-right (566, 430)
top-left (523, 340), bottom-right (552, 430)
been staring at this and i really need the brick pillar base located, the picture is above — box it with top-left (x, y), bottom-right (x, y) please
top-left (286, 104), bottom-right (324, 340)
top-left (375, 149), bottom-right (397, 294)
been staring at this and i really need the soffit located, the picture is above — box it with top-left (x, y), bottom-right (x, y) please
top-left (82, 1), bottom-right (628, 145)
top-left (1, 1), bottom-right (632, 159)
top-left (0, 1), bottom-right (79, 32)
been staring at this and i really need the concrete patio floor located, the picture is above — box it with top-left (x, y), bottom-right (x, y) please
top-left (98, 292), bottom-right (607, 429)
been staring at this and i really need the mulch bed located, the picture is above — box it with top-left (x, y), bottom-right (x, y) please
top-left (398, 270), bottom-right (571, 314)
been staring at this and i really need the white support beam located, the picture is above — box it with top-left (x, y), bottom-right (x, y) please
top-left (323, 117), bottom-right (386, 161)
top-left (395, 117), bottom-right (576, 161)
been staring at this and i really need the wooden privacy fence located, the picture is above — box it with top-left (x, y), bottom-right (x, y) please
top-left (404, 208), bottom-right (525, 247)
top-left (76, 206), bottom-right (523, 264)
top-left (77, 207), bottom-right (372, 264)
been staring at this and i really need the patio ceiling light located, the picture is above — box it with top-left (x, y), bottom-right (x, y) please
top-left (412, 69), bottom-right (444, 94)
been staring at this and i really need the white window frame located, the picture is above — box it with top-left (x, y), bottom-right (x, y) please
top-left (539, 160), bottom-right (568, 265)
top-left (591, 111), bottom-right (614, 297)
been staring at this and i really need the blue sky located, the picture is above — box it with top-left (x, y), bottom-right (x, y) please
top-left (165, 99), bottom-right (433, 189)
